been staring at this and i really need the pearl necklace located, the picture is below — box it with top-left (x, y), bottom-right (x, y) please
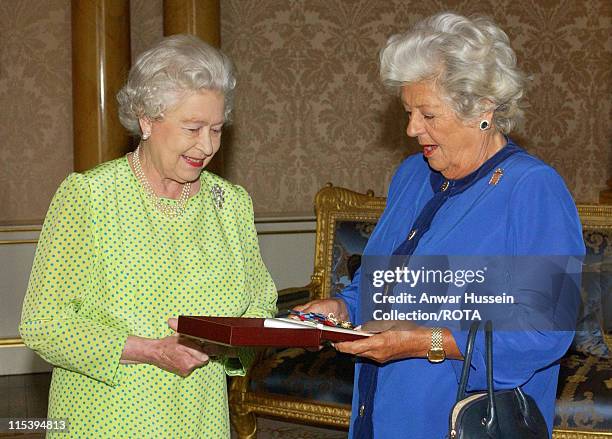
top-left (132, 145), bottom-right (191, 218)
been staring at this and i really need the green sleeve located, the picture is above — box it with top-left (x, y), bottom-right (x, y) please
top-left (19, 173), bottom-right (129, 386)
top-left (223, 186), bottom-right (278, 375)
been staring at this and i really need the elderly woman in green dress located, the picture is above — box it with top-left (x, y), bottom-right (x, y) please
top-left (19, 35), bottom-right (277, 438)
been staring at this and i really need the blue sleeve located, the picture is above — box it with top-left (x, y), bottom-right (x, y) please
top-left (451, 166), bottom-right (585, 390)
top-left (336, 268), bottom-right (361, 324)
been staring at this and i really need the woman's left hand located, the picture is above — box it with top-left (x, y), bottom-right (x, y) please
top-left (335, 321), bottom-right (463, 363)
top-left (167, 318), bottom-right (239, 358)
top-left (334, 321), bottom-right (430, 363)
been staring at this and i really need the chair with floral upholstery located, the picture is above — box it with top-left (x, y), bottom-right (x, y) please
top-left (229, 186), bottom-right (612, 439)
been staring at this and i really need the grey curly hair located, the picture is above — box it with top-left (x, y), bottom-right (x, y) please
top-left (380, 12), bottom-right (528, 134)
top-left (117, 34), bottom-right (236, 136)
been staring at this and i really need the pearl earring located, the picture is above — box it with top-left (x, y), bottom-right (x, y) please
top-left (479, 120), bottom-right (490, 131)
top-left (142, 131), bottom-right (150, 140)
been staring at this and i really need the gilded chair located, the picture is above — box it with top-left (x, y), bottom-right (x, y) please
top-left (229, 188), bottom-right (612, 439)
top-left (553, 204), bottom-right (612, 439)
top-left (229, 185), bottom-right (385, 437)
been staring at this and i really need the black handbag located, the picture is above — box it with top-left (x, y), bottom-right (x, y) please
top-left (449, 321), bottom-right (549, 439)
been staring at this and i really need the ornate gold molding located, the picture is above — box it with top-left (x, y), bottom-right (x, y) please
top-left (249, 400), bottom-right (349, 428)
top-left (312, 184), bottom-right (385, 300)
top-left (234, 390), bottom-right (351, 429)
top-left (553, 430), bottom-right (612, 439)
top-left (577, 204), bottom-right (612, 228)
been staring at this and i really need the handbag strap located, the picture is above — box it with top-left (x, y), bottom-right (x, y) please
top-left (456, 321), bottom-right (480, 401)
top-left (456, 321), bottom-right (500, 434)
top-left (484, 320), bottom-right (499, 433)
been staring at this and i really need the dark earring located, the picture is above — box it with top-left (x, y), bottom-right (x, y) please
top-left (479, 120), bottom-right (490, 131)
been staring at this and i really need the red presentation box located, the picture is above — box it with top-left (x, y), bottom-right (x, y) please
top-left (177, 316), bottom-right (370, 348)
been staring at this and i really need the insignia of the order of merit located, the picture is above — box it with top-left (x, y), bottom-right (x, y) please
top-left (288, 310), bottom-right (355, 329)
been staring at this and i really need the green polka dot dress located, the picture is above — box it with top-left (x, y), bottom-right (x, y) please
top-left (19, 156), bottom-right (277, 438)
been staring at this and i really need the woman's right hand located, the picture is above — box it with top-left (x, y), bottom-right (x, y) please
top-left (292, 298), bottom-right (349, 322)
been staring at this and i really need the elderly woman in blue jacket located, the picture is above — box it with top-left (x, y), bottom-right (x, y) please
top-left (296, 12), bottom-right (584, 439)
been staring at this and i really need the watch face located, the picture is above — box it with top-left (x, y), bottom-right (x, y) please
top-left (427, 349), bottom-right (445, 363)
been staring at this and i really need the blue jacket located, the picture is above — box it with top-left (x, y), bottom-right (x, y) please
top-left (337, 141), bottom-right (585, 438)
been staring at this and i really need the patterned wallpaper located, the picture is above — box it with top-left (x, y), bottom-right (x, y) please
top-left (220, 0), bottom-right (611, 214)
top-left (130, 0), bottom-right (163, 64)
top-left (0, 0), bottom-right (609, 223)
top-left (0, 0), bottom-right (72, 224)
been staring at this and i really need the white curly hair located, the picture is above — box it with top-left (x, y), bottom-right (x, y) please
top-left (380, 12), bottom-right (528, 134)
top-left (117, 34), bottom-right (236, 136)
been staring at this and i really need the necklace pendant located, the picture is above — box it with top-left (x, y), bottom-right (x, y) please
top-left (211, 184), bottom-right (225, 209)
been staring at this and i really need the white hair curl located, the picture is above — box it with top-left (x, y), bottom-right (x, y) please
top-left (117, 34), bottom-right (236, 136)
top-left (380, 12), bottom-right (528, 134)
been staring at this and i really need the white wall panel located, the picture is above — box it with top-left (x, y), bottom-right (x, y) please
top-left (0, 228), bottom-right (52, 374)
top-left (255, 216), bottom-right (316, 291)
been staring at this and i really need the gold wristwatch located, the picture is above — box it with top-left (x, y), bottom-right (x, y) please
top-left (427, 327), bottom-right (446, 363)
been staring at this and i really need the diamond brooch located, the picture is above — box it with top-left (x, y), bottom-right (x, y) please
top-left (210, 184), bottom-right (225, 209)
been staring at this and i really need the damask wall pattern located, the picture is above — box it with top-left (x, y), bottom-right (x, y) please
top-left (220, 0), bottom-right (611, 215)
top-left (130, 0), bottom-right (163, 64)
top-left (0, 0), bottom-right (609, 223)
top-left (0, 0), bottom-right (72, 224)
